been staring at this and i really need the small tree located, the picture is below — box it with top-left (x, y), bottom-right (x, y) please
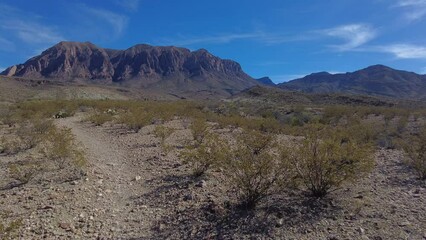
top-left (403, 126), bottom-right (426, 180)
top-left (284, 125), bottom-right (374, 198)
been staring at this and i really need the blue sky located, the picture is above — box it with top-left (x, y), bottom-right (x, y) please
top-left (1, 0), bottom-right (426, 83)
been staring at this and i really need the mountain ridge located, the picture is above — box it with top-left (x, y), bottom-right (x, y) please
top-left (278, 65), bottom-right (426, 100)
top-left (1, 41), bottom-right (259, 97)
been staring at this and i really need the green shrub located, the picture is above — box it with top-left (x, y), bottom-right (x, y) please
top-left (189, 118), bottom-right (209, 146)
top-left (283, 125), bottom-right (374, 197)
top-left (86, 112), bottom-right (114, 126)
top-left (17, 119), bottom-right (54, 150)
top-left (41, 127), bottom-right (86, 170)
top-left (154, 125), bottom-right (175, 152)
top-left (118, 110), bottom-right (153, 132)
top-left (181, 133), bottom-right (229, 177)
top-left (403, 126), bottom-right (426, 180)
top-left (223, 131), bottom-right (294, 209)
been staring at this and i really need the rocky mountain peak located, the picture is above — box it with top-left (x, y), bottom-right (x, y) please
top-left (1, 41), bottom-right (259, 97)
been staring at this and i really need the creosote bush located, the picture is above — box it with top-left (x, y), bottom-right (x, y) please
top-left (283, 125), bottom-right (374, 198)
top-left (222, 130), bottom-right (294, 209)
top-left (118, 110), bottom-right (153, 132)
top-left (181, 133), bottom-right (229, 177)
top-left (403, 126), bottom-right (426, 180)
top-left (154, 125), bottom-right (175, 152)
top-left (86, 112), bottom-right (114, 126)
top-left (41, 127), bottom-right (86, 170)
top-left (8, 159), bottom-right (41, 185)
top-left (189, 118), bottom-right (209, 146)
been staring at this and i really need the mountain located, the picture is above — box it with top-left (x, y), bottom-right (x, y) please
top-left (1, 41), bottom-right (260, 98)
top-left (278, 65), bottom-right (426, 100)
top-left (255, 77), bottom-right (275, 86)
top-left (235, 85), bottom-right (394, 106)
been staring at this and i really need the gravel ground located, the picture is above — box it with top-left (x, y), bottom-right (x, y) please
top-left (1, 114), bottom-right (425, 239)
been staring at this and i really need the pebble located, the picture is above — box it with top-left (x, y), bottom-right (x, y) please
top-left (399, 221), bottom-right (411, 226)
top-left (195, 180), bottom-right (206, 188)
top-left (59, 222), bottom-right (72, 231)
top-left (275, 218), bottom-right (284, 227)
top-left (134, 176), bottom-right (142, 181)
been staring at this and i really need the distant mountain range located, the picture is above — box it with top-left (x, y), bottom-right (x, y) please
top-left (279, 65), bottom-right (426, 100)
top-left (1, 41), bottom-right (260, 98)
top-left (2, 41), bottom-right (426, 100)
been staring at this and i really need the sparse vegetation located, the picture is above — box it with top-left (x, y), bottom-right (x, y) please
top-left (86, 112), bottom-right (114, 126)
top-left (403, 125), bottom-right (426, 180)
top-left (0, 218), bottom-right (22, 239)
top-left (154, 125), bottom-right (175, 152)
top-left (181, 133), bottom-right (229, 177)
top-left (283, 125), bottom-right (374, 197)
top-left (41, 127), bottom-right (86, 170)
top-left (222, 130), bottom-right (294, 209)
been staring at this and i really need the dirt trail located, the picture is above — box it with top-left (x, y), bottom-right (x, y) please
top-left (55, 113), bottom-right (154, 239)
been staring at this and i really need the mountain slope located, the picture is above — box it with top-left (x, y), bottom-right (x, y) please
top-left (1, 41), bottom-right (259, 97)
top-left (255, 77), bottom-right (275, 86)
top-left (278, 65), bottom-right (426, 100)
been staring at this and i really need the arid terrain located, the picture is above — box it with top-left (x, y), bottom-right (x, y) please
top-left (1, 75), bottom-right (425, 239)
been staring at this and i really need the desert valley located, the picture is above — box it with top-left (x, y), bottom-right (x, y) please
top-left (0, 40), bottom-right (425, 239)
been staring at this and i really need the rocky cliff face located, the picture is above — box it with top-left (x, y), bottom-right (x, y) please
top-left (2, 41), bottom-right (258, 96)
top-left (5, 42), bottom-right (114, 81)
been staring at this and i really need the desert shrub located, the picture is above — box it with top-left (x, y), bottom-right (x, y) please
top-left (86, 112), bottom-right (114, 126)
top-left (17, 119), bottom-right (54, 150)
top-left (181, 133), bottom-right (230, 177)
top-left (283, 125), bottom-right (374, 198)
top-left (0, 218), bottom-right (22, 239)
top-left (154, 125), bottom-right (175, 152)
top-left (223, 131), bottom-right (294, 209)
top-left (0, 119), bottom-right (54, 155)
top-left (189, 118), bottom-right (209, 146)
top-left (8, 160), bottom-right (41, 185)
top-left (209, 113), bottom-right (283, 133)
top-left (403, 126), bottom-right (426, 180)
top-left (118, 110), bottom-right (153, 132)
top-left (41, 127), bottom-right (86, 170)
top-left (0, 137), bottom-right (21, 155)
top-left (15, 100), bottom-right (79, 119)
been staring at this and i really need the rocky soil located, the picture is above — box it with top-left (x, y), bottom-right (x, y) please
top-left (1, 113), bottom-right (425, 239)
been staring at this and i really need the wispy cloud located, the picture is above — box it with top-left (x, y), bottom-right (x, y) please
top-left (114, 0), bottom-right (140, 12)
top-left (163, 32), bottom-right (263, 46)
top-left (375, 44), bottom-right (426, 59)
top-left (157, 30), bottom-right (317, 47)
top-left (321, 24), bottom-right (377, 51)
top-left (1, 20), bottom-right (63, 44)
top-left (79, 4), bottom-right (128, 39)
top-left (394, 0), bottom-right (426, 21)
top-left (0, 3), bottom-right (64, 46)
